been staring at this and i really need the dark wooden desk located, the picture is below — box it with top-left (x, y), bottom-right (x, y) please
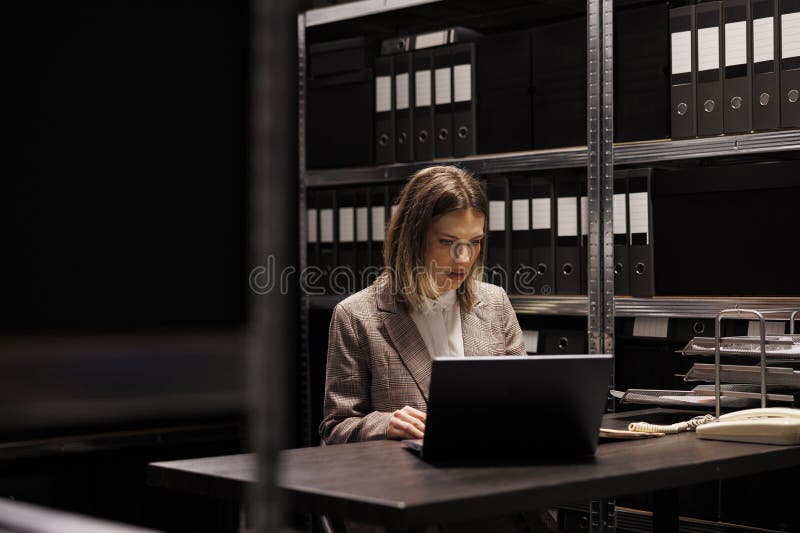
top-left (149, 411), bottom-right (800, 531)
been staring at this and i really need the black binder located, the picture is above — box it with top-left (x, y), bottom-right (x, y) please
top-left (388, 182), bottom-right (404, 226)
top-left (433, 47), bottom-right (454, 159)
top-left (615, 2), bottom-right (671, 142)
top-left (369, 185), bottom-right (387, 280)
top-left (354, 187), bottom-right (371, 289)
top-left (485, 177), bottom-right (509, 290)
top-left (780, 0), bottom-right (800, 127)
top-left (412, 50), bottom-right (435, 161)
top-left (696, 1), bottom-right (725, 136)
top-left (627, 170), bottom-right (655, 298)
top-left (532, 17), bottom-right (587, 149)
top-left (394, 53), bottom-right (414, 162)
top-left (306, 189), bottom-right (320, 276)
top-left (530, 177), bottom-right (555, 297)
top-left (374, 56), bottom-right (395, 164)
top-left (543, 329), bottom-right (587, 355)
top-left (670, 5), bottom-right (698, 138)
top-left (723, 0), bottom-right (753, 133)
top-left (612, 177), bottom-right (630, 296)
top-left (555, 175), bottom-right (580, 295)
top-left (751, 0), bottom-right (780, 130)
top-left (510, 176), bottom-right (533, 295)
top-left (451, 43), bottom-right (477, 158)
top-left (476, 30), bottom-right (532, 154)
top-left (317, 188), bottom-right (336, 293)
top-left (579, 176), bottom-right (588, 296)
top-left (336, 188), bottom-right (357, 293)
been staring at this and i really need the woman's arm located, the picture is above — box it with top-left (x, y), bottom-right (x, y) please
top-left (318, 303), bottom-right (393, 444)
top-left (501, 290), bottom-right (526, 355)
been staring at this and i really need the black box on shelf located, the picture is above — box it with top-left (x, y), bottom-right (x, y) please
top-left (531, 17), bottom-right (587, 150)
top-left (307, 37), bottom-right (374, 169)
top-left (477, 30), bottom-right (533, 155)
top-left (615, 2), bottom-right (671, 143)
top-left (651, 160), bottom-right (800, 296)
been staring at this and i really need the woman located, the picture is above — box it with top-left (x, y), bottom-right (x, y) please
top-left (319, 166), bottom-right (558, 532)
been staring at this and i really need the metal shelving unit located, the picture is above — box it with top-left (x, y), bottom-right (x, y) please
top-left (296, 1), bottom-right (798, 530)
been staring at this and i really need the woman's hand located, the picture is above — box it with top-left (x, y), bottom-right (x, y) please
top-left (386, 406), bottom-right (426, 440)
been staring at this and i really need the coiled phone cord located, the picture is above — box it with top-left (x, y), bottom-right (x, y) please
top-left (628, 414), bottom-right (715, 434)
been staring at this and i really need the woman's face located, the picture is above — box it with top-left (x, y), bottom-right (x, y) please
top-left (424, 208), bottom-right (485, 295)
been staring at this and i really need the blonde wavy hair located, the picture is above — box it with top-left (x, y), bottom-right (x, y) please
top-left (383, 166), bottom-right (487, 313)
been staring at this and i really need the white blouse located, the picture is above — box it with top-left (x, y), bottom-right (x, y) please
top-left (409, 290), bottom-right (464, 358)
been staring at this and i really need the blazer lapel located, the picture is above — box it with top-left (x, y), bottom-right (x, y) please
top-left (461, 294), bottom-right (501, 356)
top-left (376, 280), bottom-right (432, 402)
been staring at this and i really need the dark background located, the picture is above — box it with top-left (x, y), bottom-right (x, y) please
top-left (3, 0), bottom-right (250, 332)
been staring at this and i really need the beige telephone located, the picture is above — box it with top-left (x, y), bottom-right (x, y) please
top-left (696, 407), bottom-right (800, 445)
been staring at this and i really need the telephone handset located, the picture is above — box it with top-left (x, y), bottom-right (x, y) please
top-left (696, 407), bottom-right (800, 445)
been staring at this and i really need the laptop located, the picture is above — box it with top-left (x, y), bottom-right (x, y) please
top-left (404, 355), bottom-right (613, 462)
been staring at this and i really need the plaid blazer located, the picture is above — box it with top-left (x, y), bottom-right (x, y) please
top-left (320, 277), bottom-right (525, 444)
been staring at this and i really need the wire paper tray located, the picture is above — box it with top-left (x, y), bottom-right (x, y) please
top-left (685, 363), bottom-right (800, 389)
top-left (611, 384), bottom-right (795, 409)
top-left (680, 335), bottom-right (800, 359)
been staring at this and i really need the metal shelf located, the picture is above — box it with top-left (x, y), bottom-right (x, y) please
top-left (305, 0), bottom-right (442, 27)
top-left (306, 146), bottom-right (588, 186)
top-left (509, 295), bottom-right (800, 318)
top-left (612, 297), bottom-right (800, 319)
top-left (615, 129), bottom-right (800, 166)
top-left (508, 295), bottom-right (589, 316)
top-left (308, 294), bottom-right (800, 318)
top-left (305, 130), bottom-right (800, 187)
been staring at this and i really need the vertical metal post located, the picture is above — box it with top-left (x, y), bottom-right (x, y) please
top-left (297, 12), bottom-right (314, 448)
top-left (248, 0), bottom-right (298, 531)
top-left (588, 0), bottom-right (615, 531)
top-left (587, 0), bottom-right (615, 359)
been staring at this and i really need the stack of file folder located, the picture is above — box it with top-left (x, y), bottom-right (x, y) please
top-left (669, 0), bottom-right (800, 139)
top-left (483, 168), bottom-right (655, 297)
top-left (375, 27), bottom-right (480, 164)
top-left (306, 185), bottom-right (393, 294)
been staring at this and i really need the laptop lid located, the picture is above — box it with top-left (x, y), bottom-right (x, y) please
top-left (419, 355), bottom-right (613, 462)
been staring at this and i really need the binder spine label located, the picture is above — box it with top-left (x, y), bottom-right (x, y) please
top-left (532, 199), bottom-right (551, 230)
top-left (629, 192), bottom-right (650, 244)
top-left (698, 27), bottom-right (721, 71)
top-left (375, 76), bottom-right (391, 112)
top-left (580, 196), bottom-right (589, 237)
top-left (783, 12), bottom-right (800, 58)
top-left (725, 21), bottom-right (747, 67)
top-left (339, 208), bottom-right (355, 243)
top-left (370, 207), bottom-right (385, 242)
top-left (415, 30), bottom-right (448, 49)
top-left (307, 209), bottom-right (318, 243)
top-left (557, 198), bottom-right (578, 237)
top-left (435, 67), bottom-right (452, 104)
top-left (453, 64), bottom-right (472, 102)
top-left (356, 207), bottom-right (369, 242)
top-left (395, 73), bottom-right (410, 110)
top-left (672, 30), bottom-right (693, 74)
top-left (612, 194), bottom-right (627, 235)
top-left (511, 199), bottom-right (530, 231)
top-left (754, 17), bottom-right (775, 63)
top-left (320, 209), bottom-right (334, 243)
top-left (415, 71), bottom-right (432, 107)
top-left (522, 330), bottom-right (539, 354)
top-left (489, 201), bottom-right (506, 231)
